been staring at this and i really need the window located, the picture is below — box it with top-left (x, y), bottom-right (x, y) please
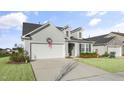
top-left (79, 32), bottom-right (82, 38)
top-left (80, 44), bottom-right (92, 53)
top-left (66, 31), bottom-right (69, 37)
top-left (80, 44), bottom-right (85, 53)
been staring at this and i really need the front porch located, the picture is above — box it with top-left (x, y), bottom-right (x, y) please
top-left (65, 42), bottom-right (93, 57)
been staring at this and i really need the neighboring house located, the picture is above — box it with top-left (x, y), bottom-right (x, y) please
top-left (0, 48), bottom-right (12, 54)
top-left (22, 22), bottom-right (93, 60)
top-left (12, 48), bottom-right (19, 53)
top-left (86, 32), bottom-right (124, 57)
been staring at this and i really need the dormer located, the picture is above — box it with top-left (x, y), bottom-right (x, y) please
top-left (71, 27), bottom-right (84, 39)
top-left (63, 25), bottom-right (72, 39)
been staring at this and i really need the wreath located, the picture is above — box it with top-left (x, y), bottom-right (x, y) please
top-left (46, 37), bottom-right (53, 48)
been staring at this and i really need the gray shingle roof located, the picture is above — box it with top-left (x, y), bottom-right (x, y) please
top-left (56, 26), bottom-right (65, 31)
top-left (111, 32), bottom-right (124, 36)
top-left (23, 22), bottom-right (42, 36)
top-left (71, 27), bottom-right (82, 33)
top-left (22, 22), bottom-right (65, 36)
top-left (69, 36), bottom-right (93, 43)
top-left (85, 34), bottom-right (115, 45)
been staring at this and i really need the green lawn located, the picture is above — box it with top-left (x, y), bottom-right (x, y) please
top-left (79, 58), bottom-right (124, 73)
top-left (0, 57), bottom-right (35, 81)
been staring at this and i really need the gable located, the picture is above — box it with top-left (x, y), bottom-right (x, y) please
top-left (31, 23), bottom-right (65, 43)
top-left (107, 37), bottom-right (123, 46)
top-left (22, 22), bottom-right (65, 36)
top-left (106, 32), bottom-right (124, 43)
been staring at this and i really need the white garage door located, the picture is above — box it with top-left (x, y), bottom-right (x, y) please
top-left (108, 46), bottom-right (122, 57)
top-left (31, 43), bottom-right (65, 60)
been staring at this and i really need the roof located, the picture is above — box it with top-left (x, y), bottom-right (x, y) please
top-left (111, 32), bottom-right (124, 36)
top-left (22, 22), bottom-right (65, 36)
top-left (71, 27), bottom-right (82, 33)
top-left (56, 26), bottom-right (65, 31)
top-left (85, 34), bottom-right (115, 45)
top-left (68, 36), bottom-right (93, 43)
top-left (23, 22), bottom-right (42, 36)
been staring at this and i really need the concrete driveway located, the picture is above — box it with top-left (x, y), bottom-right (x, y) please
top-left (31, 58), bottom-right (108, 81)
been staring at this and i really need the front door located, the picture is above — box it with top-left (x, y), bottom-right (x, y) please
top-left (68, 43), bottom-right (75, 56)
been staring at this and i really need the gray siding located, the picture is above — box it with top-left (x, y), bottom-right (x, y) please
top-left (93, 45), bottom-right (107, 55)
top-left (31, 23), bottom-right (65, 43)
top-left (23, 23), bottom-right (65, 57)
top-left (107, 37), bottom-right (123, 46)
top-left (71, 30), bottom-right (83, 39)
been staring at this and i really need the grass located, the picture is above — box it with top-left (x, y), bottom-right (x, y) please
top-left (0, 57), bottom-right (35, 81)
top-left (79, 58), bottom-right (124, 73)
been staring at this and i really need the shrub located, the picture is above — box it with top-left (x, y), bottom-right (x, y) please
top-left (80, 52), bottom-right (97, 55)
top-left (80, 52), bottom-right (98, 58)
top-left (109, 52), bottom-right (116, 58)
top-left (9, 47), bottom-right (30, 63)
top-left (101, 51), bottom-right (109, 57)
top-left (0, 53), bottom-right (10, 57)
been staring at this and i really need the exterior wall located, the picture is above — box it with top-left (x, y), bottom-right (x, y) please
top-left (63, 28), bottom-right (71, 40)
top-left (71, 30), bottom-right (83, 39)
top-left (71, 32), bottom-right (78, 39)
top-left (75, 43), bottom-right (79, 56)
top-left (93, 45), bottom-right (107, 55)
top-left (107, 37), bottom-right (122, 46)
top-left (23, 23), bottom-right (65, 59)
top-left (108, 46), bottom-right (122, 57)
top-left (122, 45), bottom-right (124, 56)
top-left (108, 33), bottom-right (124, 41)
top-left (23, 40), bottom-right (31, 56)
top-left (65, 42), bottom-right (69, 57)
top-left (107, 37), bottom-right (123, 57)
top-left (93, 45), bottom-right (123, 56)
top-left (31, 23), bottom-right (65, 43)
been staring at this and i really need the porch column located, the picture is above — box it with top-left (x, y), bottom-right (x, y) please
top-left (84, 43), bottom-right (86, 52)
top-left (65, 42), bottom-right (69, 57)
top-left (75, 43), bottom-right (79, 56)
top-left (91, 43), bottom-right (93, 52)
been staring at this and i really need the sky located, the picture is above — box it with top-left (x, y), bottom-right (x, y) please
top-left (0, 11), bottom-right (124, 48)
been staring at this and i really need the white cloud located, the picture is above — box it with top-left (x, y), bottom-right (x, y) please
top-left (0, 33), bottom-right (22, 48)
top-left (86, 11), bottom-right (99, 16)
top-left (0, 12), bottom-right (27, 48)
top-left (84, 28), bottom-right (110, 38)
top-left (89, 18), bottom-right (101, 26)
top-left (84, 21), bottom-right (124, 38)
top-left (111, 22), bottom-right (124, 32)
top-left (33, 11), bottom-right (40, 16)
top-left (120, 11), bottom-right (124, 14)
top-left (114, 22), bottom-right (124, 28)
top-left (99, 11), bottom-right (107, 15)
top-left (0, 12), bottom-right (27, 30)
top-left (86, 11), bottom-right (107, 16)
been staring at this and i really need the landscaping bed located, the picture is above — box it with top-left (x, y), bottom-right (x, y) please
top-left (80, 52), bottom-right (98, 58)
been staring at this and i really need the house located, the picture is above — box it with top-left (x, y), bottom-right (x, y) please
top-left (22, 22), bottom-right (93, 60)
top-left (0, 48), bottom-right (12, 54)
top-left (86, 32), bottom-right (124, 57)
